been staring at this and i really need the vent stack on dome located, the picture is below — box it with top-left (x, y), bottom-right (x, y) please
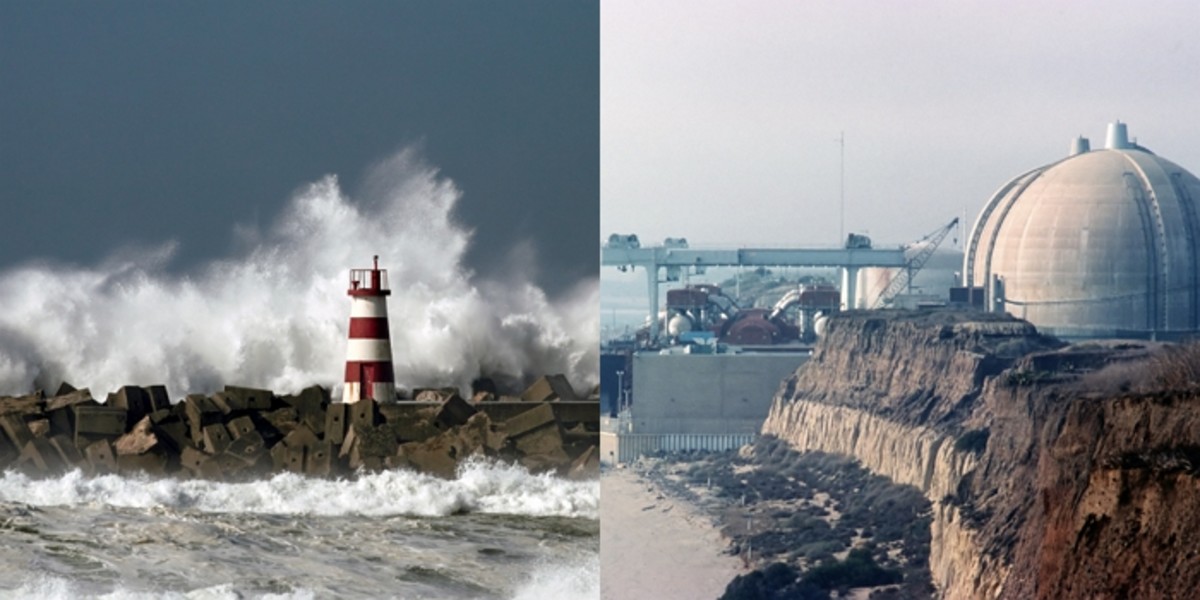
top-left (1105, 121), bottom-right (1130, 149)
top-left (1070, 136), bottom-right (1091, 156)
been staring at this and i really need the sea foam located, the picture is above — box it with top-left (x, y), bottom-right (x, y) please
top-left (0, 147), bottom-right (598, 399)
top-left (0, 459), bottom-right (598, 520)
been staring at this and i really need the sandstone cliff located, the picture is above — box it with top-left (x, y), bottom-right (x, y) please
top-left (763, 311), bottom-right (1200, 599)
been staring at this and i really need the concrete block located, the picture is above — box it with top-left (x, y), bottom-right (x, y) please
top-left (48, 435), bottom-right (84, 466)
top-left (54, 381), bottom-right (77, 396)
top-left (269, 441), bottom-right (289, 471)
top-left (434, 394), bottom-right (477, 430)
top-left (520, 375), bottom-right (577, 402)
top-left (45, 388), bottom-right (94, 412)
top-left (305, 441), bottom-right (332, 477)
top-left (567, 445), bottom-right (599, 480)
top-left (395, 438), bottom-right (458, 479)
top-left (0, 414), bottom-right (35, 450)
top-left (22, 438), bottom-right (66, 473)
top-left (349, 397), bottom-right (378, 431)
top-left (114, 416), bottom-right (159, 456)
top-left (145, 385), bottom-right (171, 412)
top-left (413, 389), bottom-right (449, 403)
top-left (351, 424), bottom-right (397, 469)
top-left (283, 424), bottom-right (319, 450)
top-left (284, 444), bottom-right (306, 473)
top-left (209, 391), bottom-right (243, 414)
top-left (27, 418), bottom-right (50, 438)
top-left (465, 412), bottom-right (508, 453)
top-left (110, 386), bottom-right (152, 424)
top-left (226, 415), bottom-right (256, 439)
top-left (72, 406), bottom-right (128, 446)
top-left (223, 430), bottom-right (265, 466)
top-left (504, 404), bottom-right (557, 439)
top-left (180, 445), bottom-right (208, 473)
top-left (183, 395), bottom-right (222, 442)
top-left (117, 452), bottom-right (167, 476)
top-left (263, 407), bottom-right (300, 436)
top-left (0, 393), bottom-right (45, 417)
top-left (514, 423), bottom-right (568, 460)
top-left (84, 439), bottom-right (118, 473)
top-left (0, 437), bottom-right (19, 469)
top-left (338, 424), bottom-right (357, 459)
top-left (223, 385), bottom-right (273, 411)
top-left (393, 419), bottom-right (441, 443)
top-left (325, 403), bottom-right (347, 445)
top-left (283, 386), bottom-right (327, 437)
top-left (153, 419), bottom-right (189, 453)
top-left (202, 423), bottom-right (232, 454)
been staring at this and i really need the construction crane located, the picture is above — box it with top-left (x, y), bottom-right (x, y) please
top-left (870, 217), bottom-right (960, 309)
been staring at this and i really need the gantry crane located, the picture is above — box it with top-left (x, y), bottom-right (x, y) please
top-left (870, 218), bottom-right (960, 309)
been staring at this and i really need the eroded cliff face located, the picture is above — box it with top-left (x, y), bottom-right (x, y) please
top-left (763, 311), bottom-right (1200, 599)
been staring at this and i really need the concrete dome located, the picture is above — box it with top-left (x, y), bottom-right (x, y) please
top-left (965, 122), bottom-right (1200, 339)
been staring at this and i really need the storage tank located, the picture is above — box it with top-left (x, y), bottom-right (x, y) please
top-left (964, 122), bottom-right (1200, 339)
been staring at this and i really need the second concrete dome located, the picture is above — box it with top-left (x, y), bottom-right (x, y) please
top-left (965, 122), bottom-right (1200, 339)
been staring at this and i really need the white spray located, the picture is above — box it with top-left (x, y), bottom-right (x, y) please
top-left (0, 148), bottom-right (598, 398)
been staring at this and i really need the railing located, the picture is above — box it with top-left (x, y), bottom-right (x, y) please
top-left (349, 268), bottom-right (389, 292)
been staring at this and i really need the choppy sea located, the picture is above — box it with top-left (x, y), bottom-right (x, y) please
top-left (0, 460), bottom-right (598, 599)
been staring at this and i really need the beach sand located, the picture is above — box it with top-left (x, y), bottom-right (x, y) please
top-left (600, 467), bottom-right (744, 600)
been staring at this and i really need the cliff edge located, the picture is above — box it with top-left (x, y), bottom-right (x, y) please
top-left (763, 310), bottom-right (1200, 599)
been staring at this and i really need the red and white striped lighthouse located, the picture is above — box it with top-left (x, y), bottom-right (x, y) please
top-left (342, 256), bottom-right (396, 403)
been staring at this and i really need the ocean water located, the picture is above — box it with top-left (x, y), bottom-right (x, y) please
top-left (0, 460), bottom-right (598, 599)
top-left (0, 148), bottom-right (600, 599)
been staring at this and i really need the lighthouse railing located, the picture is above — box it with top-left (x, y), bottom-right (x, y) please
top-left (349, 268), bottom-right (389, 292)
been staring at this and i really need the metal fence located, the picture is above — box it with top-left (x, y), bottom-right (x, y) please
top-left (600, 431), bottom-right (757, 465)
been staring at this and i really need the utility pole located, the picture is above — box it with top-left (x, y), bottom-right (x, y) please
top-left (838, 131), bottom-right (845, 247)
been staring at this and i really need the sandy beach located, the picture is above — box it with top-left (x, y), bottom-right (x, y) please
top-left (600, 467), bottom-right (744, 600)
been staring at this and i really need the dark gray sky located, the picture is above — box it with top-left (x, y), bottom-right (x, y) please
top-left (1, 2), bottom-right (598, 296)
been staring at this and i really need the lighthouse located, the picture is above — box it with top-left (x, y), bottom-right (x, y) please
top-left (342, 256), bottom-right (396, 403)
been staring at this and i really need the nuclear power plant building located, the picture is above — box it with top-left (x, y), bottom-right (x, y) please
top-left (965, 122), bottom-right (1200, 340)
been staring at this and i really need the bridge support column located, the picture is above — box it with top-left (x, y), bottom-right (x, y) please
top-left (841, 266), bottom-right (859, 310)
top-left (647, 266), bottom-right (660, 340)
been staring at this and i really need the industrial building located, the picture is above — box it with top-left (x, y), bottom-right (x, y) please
top-left (602, 120), bottom-right (1200, 464)
top-left (965, 122), bottom-right (1200, 340)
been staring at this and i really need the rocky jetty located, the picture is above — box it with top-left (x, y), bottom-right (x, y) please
top-left (763, 310), bottom-right (1200, 599)
top-left (0, 375), bottom-right (599, 481)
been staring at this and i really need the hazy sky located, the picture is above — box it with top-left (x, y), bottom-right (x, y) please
top-left (1, 2), bottom-right (597, 296)
top-left (602, 1), bottom-right (1200, 258)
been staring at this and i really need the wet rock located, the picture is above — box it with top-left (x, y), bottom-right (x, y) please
top-left (504, 404), bottom-right (557, 439)
top-left (109, 386), bottom-right (152, 425)
top-left (306, 441), bottom-right (333, 477)
top-left (48, 434), bottom-right (84, 466)
top-left (0, 414), bottom-right (34, 450)
top-left (84, 439), bottom-right (118, 474)
top-left (21, 438), bottom-right (66, 474)
top-left (202, 423), bottom-right (232, 454)
top-left (114, 416), bottom-right (159, 456)
top-left (183, 394), bottom-right (222, 443)
top-left (0, 378), bottom-right (596, 481)
top-left (434, 394), bottom-right (477, 430)
top-left (222, 385), bottom-right (273, 411)
top-left (520, 375), bottom-right (576, 402)
top-left (325, 403), bottom-right (347, 445)
top-left (567, 445), bottom-right (599, 480)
